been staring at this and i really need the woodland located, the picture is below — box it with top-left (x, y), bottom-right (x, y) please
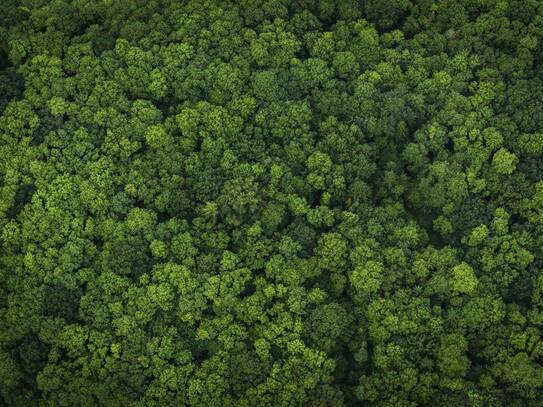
top-left (1, 0), bottom-right (543, 406)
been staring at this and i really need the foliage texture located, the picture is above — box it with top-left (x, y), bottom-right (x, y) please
top-left (2, 1), bottom-right (543, 406)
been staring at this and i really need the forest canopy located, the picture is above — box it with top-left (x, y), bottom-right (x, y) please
top-left (2, 0), bottom-right (543, 406)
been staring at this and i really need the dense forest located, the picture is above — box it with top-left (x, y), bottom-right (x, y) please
top-left (1, 0), bottom-right (543, 405)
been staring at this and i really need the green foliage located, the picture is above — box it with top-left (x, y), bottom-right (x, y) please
top-left (1, 1), bottom-right (543, 406)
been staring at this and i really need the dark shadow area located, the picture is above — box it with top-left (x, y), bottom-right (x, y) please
top-left (43, 284), bottom-right (82, 323)
top-left (0, 49), bottom-right (9, 70)
top-left (7, 183), bottom-right (35, 219)
top-left (0, 66), bottom-right (24, 114)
